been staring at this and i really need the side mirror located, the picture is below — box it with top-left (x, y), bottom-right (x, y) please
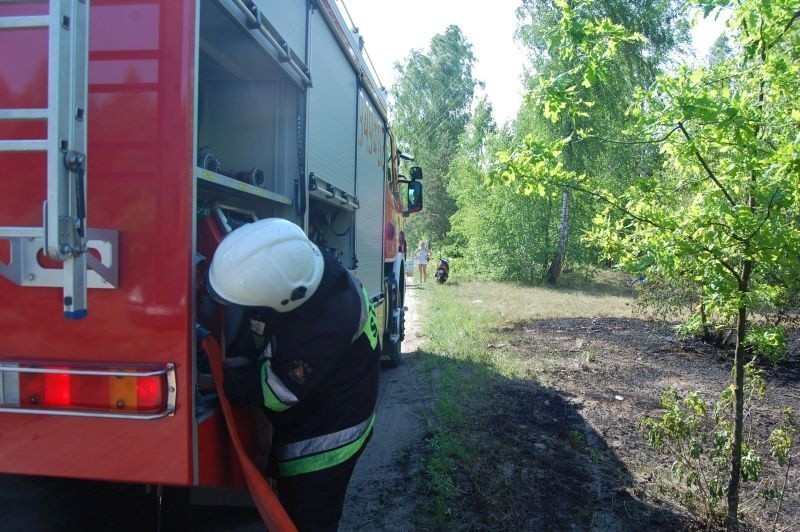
top-left (405, 180), bottom-right (423, 215)
top-left (410, 166), bottom-right (423, 180)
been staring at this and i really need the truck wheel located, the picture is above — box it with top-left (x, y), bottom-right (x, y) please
top-left (382, 280), bottom-right (403, 368)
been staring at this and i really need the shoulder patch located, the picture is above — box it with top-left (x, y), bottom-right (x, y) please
top-left (288, 360), bottom-right (312, 384)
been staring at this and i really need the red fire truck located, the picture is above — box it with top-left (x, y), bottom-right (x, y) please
top-left (0, 0), bottom-right (422, 518)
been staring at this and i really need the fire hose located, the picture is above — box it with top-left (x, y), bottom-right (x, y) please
top-left (198, 149), bottom-right (266, 188)
top-left (201, 335), bottom-right (297, 532)
top-left (235, 168), bottom-right (266, 187)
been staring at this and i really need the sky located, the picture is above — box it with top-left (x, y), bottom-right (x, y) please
top-left (339, 0), bottom-right (728, 127)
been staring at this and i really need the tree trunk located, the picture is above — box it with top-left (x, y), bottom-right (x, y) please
top-left (541, 196), bottom-right (552, 280)
top-left (699, 302), bottom-right (710, 341)
top-left (547, 190), bottom-right (570, 284)
top-left (726, 260), bottom-right (752, 531)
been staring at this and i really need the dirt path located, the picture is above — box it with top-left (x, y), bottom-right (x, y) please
top-left (339, 281), bottom-right (429, 531)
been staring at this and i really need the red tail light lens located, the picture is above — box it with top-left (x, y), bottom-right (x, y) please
top-left (2, 363), bottom-right (175, 418)
top-left (137, 375), bottom-right (165, 412)
top-left (44, 371), bottom-right (71, 406)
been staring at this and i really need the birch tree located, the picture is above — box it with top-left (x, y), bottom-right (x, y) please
top-left (494, 0), bottom-right (800, 527)
top-left (513, 0), bottom-right (687, 283)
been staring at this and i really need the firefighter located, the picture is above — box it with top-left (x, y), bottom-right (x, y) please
top-left (207, 217), bottom-right (380, 531)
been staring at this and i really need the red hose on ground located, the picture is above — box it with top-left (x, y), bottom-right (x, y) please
top-left (202, 336), bottom-right (297, 532)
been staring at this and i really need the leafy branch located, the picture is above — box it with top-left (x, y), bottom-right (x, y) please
top-left (766, 9), bottom-right (800, 50)
top-left (677, 122), bottom-right (737, 207)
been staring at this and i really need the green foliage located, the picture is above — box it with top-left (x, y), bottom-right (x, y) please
top-left (495, 0), bottom-right (800, 346)
top-left (496, 0), bottom-right (800, 315)
top-left (744, 325), bottom-right (788, 365)
top-left (494, 0), bottom-right (800, 525)
top-left (635, 277), bottom-right (701, 322)
top-left (641, 365), bottom-right (795, 523)
top-left (417, 0), bottom-right (685, 284)
top-left (568, 430), bottom-right (587, 451)
top-left (769, 409), bottom-right (799, 468)
top-left (499, 0), bottom-right (687, 283)
top-left (445, 99), bottom-right (595, 283)
top-left (391, 26), bottom-right (479, 247)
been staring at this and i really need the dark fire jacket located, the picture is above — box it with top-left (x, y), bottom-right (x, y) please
top-left (222, 250), bottom-right (380, 477)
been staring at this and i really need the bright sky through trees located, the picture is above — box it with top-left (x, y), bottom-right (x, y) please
top-left (340, 0), bottom-right (726, 126)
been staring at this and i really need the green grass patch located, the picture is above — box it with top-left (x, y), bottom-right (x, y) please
top-left (423, 279), bottom-right (633, 380)
top-left (412, 278), bottom-right (634, 530)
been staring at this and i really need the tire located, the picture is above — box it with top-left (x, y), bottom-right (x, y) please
top-left (382, 277), bottom-right (404, 368)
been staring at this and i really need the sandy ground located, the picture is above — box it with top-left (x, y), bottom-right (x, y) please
top-left (339, 280), bottom-right (429, 531)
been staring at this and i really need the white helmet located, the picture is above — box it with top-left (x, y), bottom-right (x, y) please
top-left (208, 218), bottom-right (324, 312)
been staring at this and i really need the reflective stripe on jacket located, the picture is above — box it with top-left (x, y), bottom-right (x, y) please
top-left (276, 413), bottom-right (375, 476)
top-left (260, 360), bottom-right (299, 412)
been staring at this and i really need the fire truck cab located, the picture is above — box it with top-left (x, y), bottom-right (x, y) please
top-left (0, 0), bottom-right (421, 503)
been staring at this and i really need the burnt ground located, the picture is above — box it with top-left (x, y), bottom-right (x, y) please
top-left (483, 317), bottom-right (800, 531)
top-left (341, 288), bottom-right (800, 531)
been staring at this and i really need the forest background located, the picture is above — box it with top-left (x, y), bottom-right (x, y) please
top-left (383, 0), bottom-right (799, 529)
top-left (389, 0), bottom-right (798, 350)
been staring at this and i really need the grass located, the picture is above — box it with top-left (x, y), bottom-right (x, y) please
top-left (412, 275), bottom-right (635, 530)
top-left (422, 274), bottom-right (634, 381)
top-left (450, 277), bottom-right (634, 322)
top-left (409, 274), bottom-right (800, 530)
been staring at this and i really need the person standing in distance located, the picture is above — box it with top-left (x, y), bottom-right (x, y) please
top-left (413, 240), bottom-right (429, 283)
top-left (207, 218), bottom-right (380, 531)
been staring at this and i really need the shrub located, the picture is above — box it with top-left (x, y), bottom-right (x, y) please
top-left (641, 363), bottom-right (797, 527)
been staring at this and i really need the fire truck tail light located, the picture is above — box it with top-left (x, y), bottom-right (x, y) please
top-left (19, 372), bottom-right (44, 406)
top-left (109, 374), bottom-right (138, 411)
top-left (136, 375), bottom-right (165, 411)
top-left (1, 362), bottom-right (175, 419)
top-left (45, 371), bottom-right (71, 406)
